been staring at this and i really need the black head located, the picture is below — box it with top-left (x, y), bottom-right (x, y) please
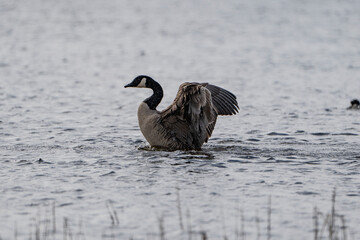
top-left (350, 99), bottom-right (360, 106)
top-left (124, 75), bottom-right (153, 88)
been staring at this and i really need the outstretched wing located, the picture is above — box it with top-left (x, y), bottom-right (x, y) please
top-left (159, 83), bottom-right (217, 149)
top-left (203, 83), bottom-right (239, 115)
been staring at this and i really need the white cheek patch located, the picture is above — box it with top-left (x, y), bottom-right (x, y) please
top-left (138, 78), bottom-right (147, 88)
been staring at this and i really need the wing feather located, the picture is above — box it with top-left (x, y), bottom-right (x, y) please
top-left (157, 82), bottom-right (238, 149)
top-left (160, 83), bottom-right (217, 149)
top-left (204, 84), bottom-right (239, 115)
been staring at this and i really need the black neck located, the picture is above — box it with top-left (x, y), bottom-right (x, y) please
top-left (144, 78), bottom-right (163, 110)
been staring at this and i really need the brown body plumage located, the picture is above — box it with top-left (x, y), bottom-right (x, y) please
top-left (125, 76), bottom-right (239, 150)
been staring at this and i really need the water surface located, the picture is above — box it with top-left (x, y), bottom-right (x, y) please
top-left (1, 0), bottom-right (360, 239)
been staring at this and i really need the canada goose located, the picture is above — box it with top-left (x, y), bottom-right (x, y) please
top-left (347, 99), bottom-right (360, 110)
top-left (124, 75), bottom-right (239, 150)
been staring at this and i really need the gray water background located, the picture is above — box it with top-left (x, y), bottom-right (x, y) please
top-left (0, 0), bottom-right (360, 239)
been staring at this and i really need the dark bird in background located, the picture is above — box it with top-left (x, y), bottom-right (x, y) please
top-left (347, 99), bottom-right (360, 110)
top-left (124, 75), bottom-right (239, 150)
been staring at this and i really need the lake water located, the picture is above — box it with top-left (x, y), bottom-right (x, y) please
top-left (0, 0), bottom-right (359, 239)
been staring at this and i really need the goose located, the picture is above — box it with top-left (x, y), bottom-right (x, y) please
top-left (347, 99), bottom-right (360, 110)
top-left (124, 75), bottom-right (239, 150)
